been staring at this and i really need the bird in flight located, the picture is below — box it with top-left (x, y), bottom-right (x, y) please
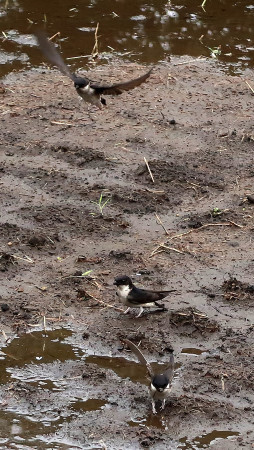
top-left (35, 30), bottom-right (153, 109)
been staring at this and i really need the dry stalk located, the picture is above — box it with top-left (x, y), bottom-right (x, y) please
top-left (85, 292), bottom-right (125, 313)
top-left (1, 330), bottom-right (8, 341)
top-left (51, 121), bottom-right (74, 126)
top-left (49, 32), bottom-right (60, 41)
top-left (150, 221), bottom-right (244, 257)
top-left (146, 188), bottom-right (165, 194)
top-left (43, 315), bottom-right (47, 332)
top-left (245, 80), bottom-right (254, 94)
top-left (168, 222), bottom-right (243, 240)
top-left (173, 57), bottom-right (207, 66)
top-left (155, 213), bottom-right (170, 235)
top-left (144, 157), bottom-right (155, 183)
top-left (11, 254), bottom-right (34, 263)
top-left (91, 23), bottom-right (100, 58)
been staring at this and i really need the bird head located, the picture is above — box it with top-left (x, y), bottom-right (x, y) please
top-left (74, 77), bottom-right (88, 89)
top-left (113, 275), bottom-right (133, 288)
top-left (152, 374), bottom-right (169, 392)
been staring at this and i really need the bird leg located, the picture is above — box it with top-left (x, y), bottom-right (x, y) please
top-left (160, 399), bottom-right (166, 411)
top-left (152, 400), bottom-right (157, 414)
top-left (124, 307), bottom-right (130, 315)
top-left (136, 307), bottom-right (144, 318)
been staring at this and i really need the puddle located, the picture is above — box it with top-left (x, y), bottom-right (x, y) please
top-left (128, 413), bottom-right (169, 431)
top-left (70, 398), bottom-right (106, 413)
top-left (0, 328), bottom-right (108, 448)
top-left (2, 328), bottom-right (238, 449)
top-left (0, 409), bottom-right (63, 449)
top-left (0, 328), bottom-right (82, 385)
top-left (181, 348), bottom-right (206, 356)
top-left (1, 0), bottom-right (254, 76)
top-left (178, 430), bottom-right (240, 449)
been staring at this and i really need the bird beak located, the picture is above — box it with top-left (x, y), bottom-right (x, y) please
top-left (113, 281), bottom-right (117, 285)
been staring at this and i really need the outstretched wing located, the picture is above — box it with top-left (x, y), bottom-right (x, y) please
top-left (164, 350), bottom-right (174, 383)
top-left (35, 30), bottom-right (77, 82)
top-left (92, 68), bottom-right (153, 96)
top-left (123, 339), bottom-right (154, 377)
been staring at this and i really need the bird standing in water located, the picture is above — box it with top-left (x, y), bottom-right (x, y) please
top-left (123, 339), bottom-right (175, 414)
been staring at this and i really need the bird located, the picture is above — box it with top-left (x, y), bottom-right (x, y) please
top-left (35, 30), bottom-right (153, 109)
top-left (123, 339), bottom-right (174, 414)
top-left (113, 275), bottom-right (175, 317)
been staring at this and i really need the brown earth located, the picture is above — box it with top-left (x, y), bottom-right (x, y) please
top-left (0, 57), bottom-right (254, 449)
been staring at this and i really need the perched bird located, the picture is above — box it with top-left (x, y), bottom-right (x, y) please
top-left (35, 30), bottom-right (153, 109)
top-left (123, 339), bottom-right (174, 414)
top-left (113, 275), bottom-right (175, 317)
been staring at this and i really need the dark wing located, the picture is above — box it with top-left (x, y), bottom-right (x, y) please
top-left (35, 30), bottom-right (77, 82)
top-left (149, 289), bottom-right (177, 301)
top-left (91, 68), bottom-right (153, 96)
top-left (123, 339), bottom-right (154, 377)
top-left (130, 286), bottom-right (174, 304)
top-left (164, 351), bottom-right (174, 383)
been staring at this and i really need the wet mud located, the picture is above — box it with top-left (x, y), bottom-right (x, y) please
top-left (1, 58), bottom-right (254, 448)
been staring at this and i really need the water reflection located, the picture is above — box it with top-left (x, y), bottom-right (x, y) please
top-left (0, 0), bottom-right (254, 77)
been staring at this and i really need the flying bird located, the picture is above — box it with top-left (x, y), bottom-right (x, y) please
top-left (123, 339), bottom-right (174, 414)
top-left (113, 275), bottom-right (175, 317)
top-left (35, 30), bottom-right (153, 109)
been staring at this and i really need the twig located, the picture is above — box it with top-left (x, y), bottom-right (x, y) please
top-left (11, 254), bottom-right (34, 263)
top-left (150, 243), bottom-right (187, 257)
top-left (144, 157), bottom-right (155, 183)
top-left (228, 220), bottom-right (244, 228)
top-left (91, 23), bottom-right (99, 58)
top-left (146, 188), bottom-right (165, 194)
top-left (201, 0), bottom-right (207, 10)
top-left (49, 32), bottom-right (60, 41)
top-left (66, 55), bottom-right (91, 60)
top-left (1, 330), bottom-right (8, 341)
top-left (173, 58), bottom-right (207, 66)
top-left (159, 245), bottom-right (186, 254)
top-left (84, 292), bottom-right (125, 313)
top-left (155, 213), bottom-right (169, 235)
top-left (50, 121), bottom-right (74, 126)
top-left (168, 222), bottom-right (242, 240)
top-left (245, 80), bottom-right (254, 94)
top-left (150, 222), bottom-right (244, 257)
top-left (43, 315), bottom-right (46, 332)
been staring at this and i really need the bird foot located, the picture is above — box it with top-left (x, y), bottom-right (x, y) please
top-left (136, 307), bottom-right (144, 318)
top-left (160, 401), bottom-right (166, 411)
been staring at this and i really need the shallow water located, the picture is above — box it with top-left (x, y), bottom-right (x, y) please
top-left (178, 430), bottom-right (240, 449)
top-left (0, 328), bottom-right (180, 447)
top-left (181, 347), bottom-right (206, 355)
top-left (0, 0), bottom-right (254, 78)
top-left (0, 328), bottom-right (240, 449)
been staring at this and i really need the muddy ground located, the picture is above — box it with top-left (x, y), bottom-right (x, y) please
top-left (0, 58), bottom-right (254, 449)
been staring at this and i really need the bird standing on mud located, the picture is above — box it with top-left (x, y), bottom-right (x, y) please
top-left (123, 339), bottom-right (174, 414)
top-left (113, 275), bottom-right (175, 317)
top-left (35, 31), bottom-right (153, 109)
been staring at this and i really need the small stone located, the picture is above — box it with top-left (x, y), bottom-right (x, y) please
top-left (1, 303), bottom-right (10, 312)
